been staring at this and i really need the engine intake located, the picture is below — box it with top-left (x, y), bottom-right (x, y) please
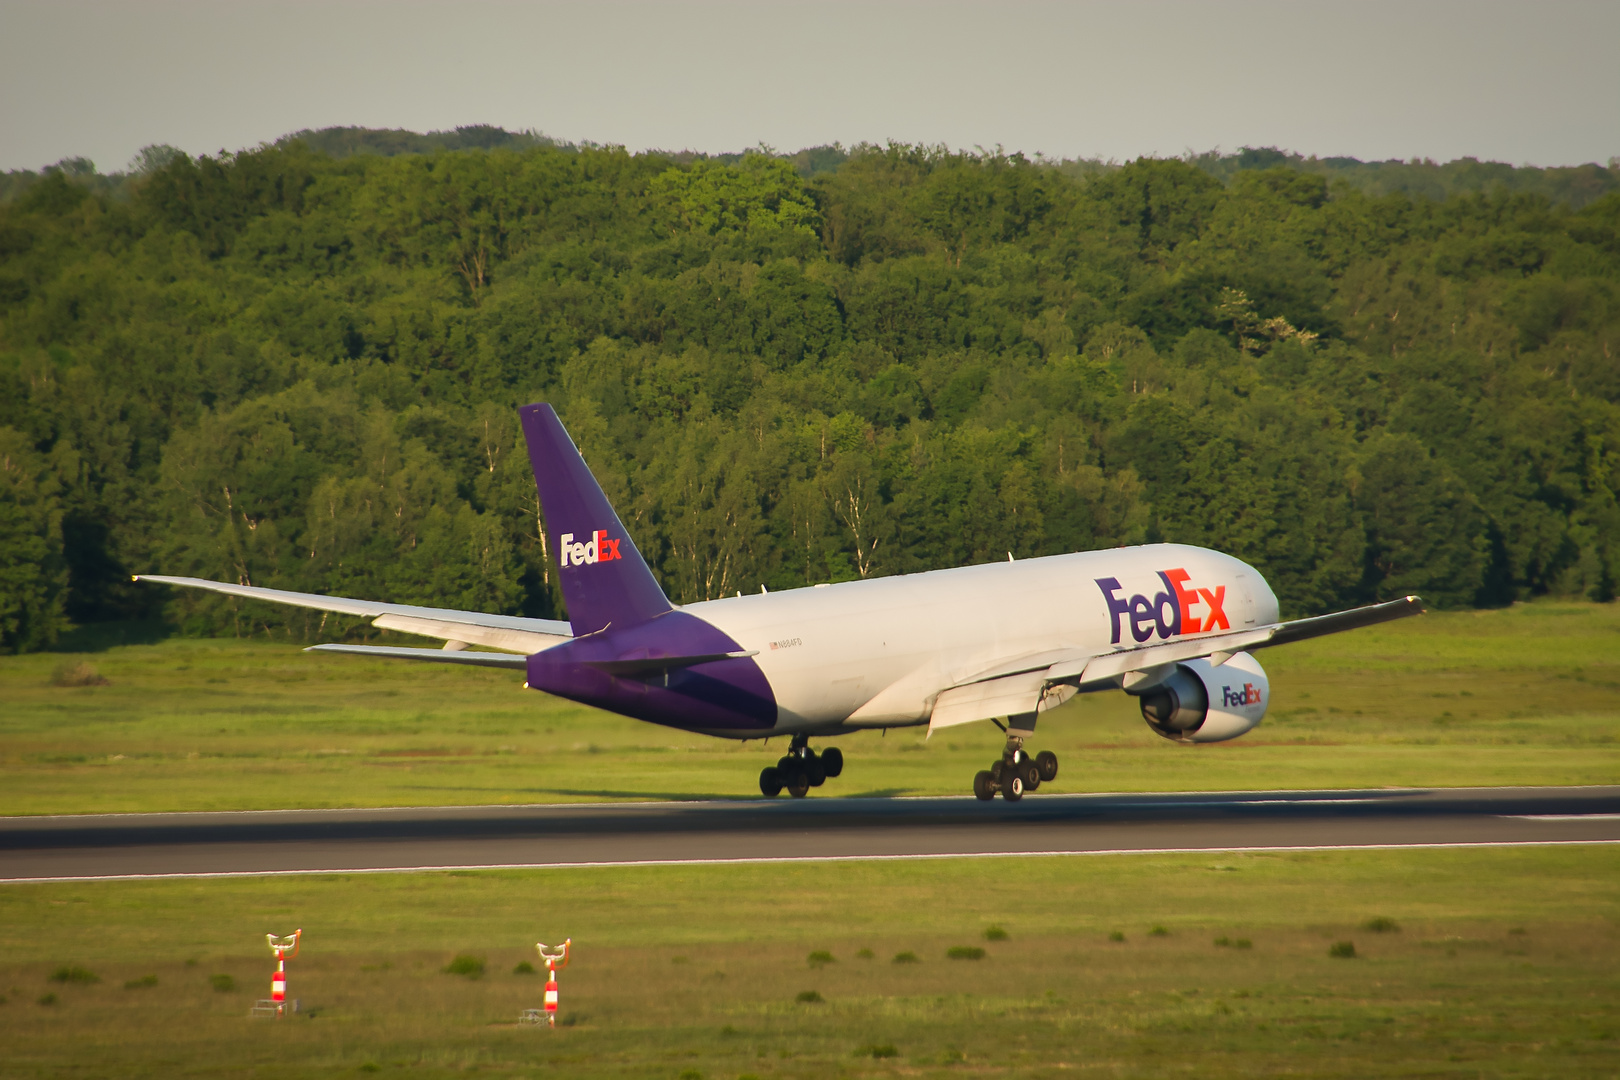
top-left (1128, 651), bottom-right (1269, 743)
top-left (1138, 667), bottom-right (1208, 735)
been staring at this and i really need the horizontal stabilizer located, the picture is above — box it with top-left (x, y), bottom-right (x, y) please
top-left (579, 651), bottom-right (759, 677)
top-left (304, 644), bottom-right (529, 669)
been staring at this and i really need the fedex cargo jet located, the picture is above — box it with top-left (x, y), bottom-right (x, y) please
top-left (140, 403), bottom-right (1423, 801)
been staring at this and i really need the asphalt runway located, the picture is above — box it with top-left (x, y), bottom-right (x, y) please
top-left (3, 786), bottom-right (1617, 882)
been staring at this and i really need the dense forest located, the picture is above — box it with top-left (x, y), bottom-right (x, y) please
top-left (5, 131), bottom-right (1617, 207)
top-left (1, 131), bottom-right (1617, 652)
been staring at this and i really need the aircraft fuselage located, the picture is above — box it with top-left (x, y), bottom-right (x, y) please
top-left (523, 543), bottom-right (1279, 739)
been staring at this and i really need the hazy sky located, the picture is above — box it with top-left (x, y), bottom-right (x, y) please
top-left (2, 1), bottom-right (1616, 174)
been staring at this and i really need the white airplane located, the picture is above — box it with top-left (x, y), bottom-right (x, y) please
top-left (140, 403), bottom-right (1424, 801)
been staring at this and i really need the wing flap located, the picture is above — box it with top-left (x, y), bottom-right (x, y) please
top-left (929, 670), bottom-right (1050, 733)
top-left (952, 647), bottom-right (1098, 687)
top-left (846, 646), bottom-right (1092, 728)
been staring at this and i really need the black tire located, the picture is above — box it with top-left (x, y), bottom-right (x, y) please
top-left (778, 755), bottom-right (796, 772)
top-left (973, 770), bottom-right (996, 801)
top-left (1036, 750), bottom-right (1058, 782)
top-left (821, 746), bottom-right (843, 778)
top-left (1022, 761), bottom-right (1042, 790)
top-left (805, 756), bottom-right (827, 786)
top-left (989, 759), bottom-right (1004, 782)
top-left (787, 776), bottom-right (811, 798)
top-left (1002, 773), bottom-right (1024, 802)
top-left (759, 767), bottom-right (784, 798)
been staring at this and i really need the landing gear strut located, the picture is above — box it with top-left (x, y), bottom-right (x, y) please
top-left (972, 716), bottom-right (1058, 802)
top-left (760, 735), bottom-right (843, 798)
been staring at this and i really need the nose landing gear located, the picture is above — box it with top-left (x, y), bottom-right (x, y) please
top-left (972, 717), bottom-right (1058, 802)
top-left (759, 735), bottom-right (843, 798)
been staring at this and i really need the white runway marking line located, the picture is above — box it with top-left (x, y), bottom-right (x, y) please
top-left (1230, 798), bottom-right (1381, 805)
top-left (1503, 813), bottom-right (1620, 821)
top-left (3, 838), bottom-right (1616, 884)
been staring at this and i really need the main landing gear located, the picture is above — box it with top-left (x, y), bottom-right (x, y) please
top-left (759, 734), bottom-right (843, 798)
top-left (973, 719), bottom-right (1058, 802)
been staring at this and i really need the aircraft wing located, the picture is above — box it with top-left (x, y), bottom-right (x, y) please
top-left (134, 575), bottom-right (572, 654)
top-left (927, 595), bottom-right (1423, 733)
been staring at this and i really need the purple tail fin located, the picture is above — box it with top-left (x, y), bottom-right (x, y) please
top-left (518, 404), bottom-right (673, 636)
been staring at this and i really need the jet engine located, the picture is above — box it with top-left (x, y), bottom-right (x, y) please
top-left (1129, 651), bottom-right (1269, 743)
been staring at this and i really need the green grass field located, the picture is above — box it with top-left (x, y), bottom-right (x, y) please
top-left (1, 848), bottom-right (1616, 1078)
top-left (2, 603), bottom-right (1618, 1076)
top-left (1, 601), bottom-right (1616, 814)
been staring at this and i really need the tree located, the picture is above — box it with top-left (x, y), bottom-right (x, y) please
top-left (0, 428), bottom-right (69, 652)
top-left (1356, 433), bottom-right (1487, 607)
top-left (0, 135), bottom-right (1615, 651)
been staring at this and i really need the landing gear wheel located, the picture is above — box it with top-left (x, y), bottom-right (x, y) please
top-left (1001, 773), bottom-right (1024, 802)
top-left (973, 770), bottom-right (996, 801)
top-left (767, 736), bottom-right (839, 797)
top-left (1021, 761), bottom-right (1042, 790)
top-left (759, 766), bottom-right (784, 797)
top-left (1036, 750), bottom-right (1058, 782)
top-left (989, 759), bottom-right (1004, 783)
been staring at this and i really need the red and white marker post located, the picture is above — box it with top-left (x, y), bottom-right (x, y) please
top-left (535, 939), bottom-right (571, 1028)
top-left (266, 930), bottom-right (302, 1017)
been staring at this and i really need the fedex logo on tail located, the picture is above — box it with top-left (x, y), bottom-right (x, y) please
top-left (559, 530), bottom-right (623, 568)
top-left (1095, 569), bottom-right (1230, 644)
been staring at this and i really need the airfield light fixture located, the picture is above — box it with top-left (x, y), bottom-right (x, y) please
top-left (535, 939), bottom-right (571, 1027)
top-left (265, 929), bottom-right (302, 1017)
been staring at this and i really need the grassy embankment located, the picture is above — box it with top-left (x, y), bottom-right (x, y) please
top-left (1, 847), bottom-right (1616, 1078)
top-left (0, 601), bottom-right (1616, 815)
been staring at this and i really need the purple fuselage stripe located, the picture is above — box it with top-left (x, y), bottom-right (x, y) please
top-left (525, 610), bottom-right (777, 732)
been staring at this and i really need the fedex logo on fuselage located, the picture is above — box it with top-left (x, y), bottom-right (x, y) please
top-left (559, 530), bottom-right (623, 568)
top-left (1095, 568), bottom-right (1230, 645)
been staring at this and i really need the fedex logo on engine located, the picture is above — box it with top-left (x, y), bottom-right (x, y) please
top-left (559, 530), bottom-right (623, 568)
top-left (1095, 569), bottom-right (1230, 644)
top-left (1222, 683), bottom-right (1262, 708)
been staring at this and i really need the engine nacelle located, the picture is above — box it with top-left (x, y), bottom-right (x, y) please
top-left (1130, 651), bottom-right (1269, 743)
